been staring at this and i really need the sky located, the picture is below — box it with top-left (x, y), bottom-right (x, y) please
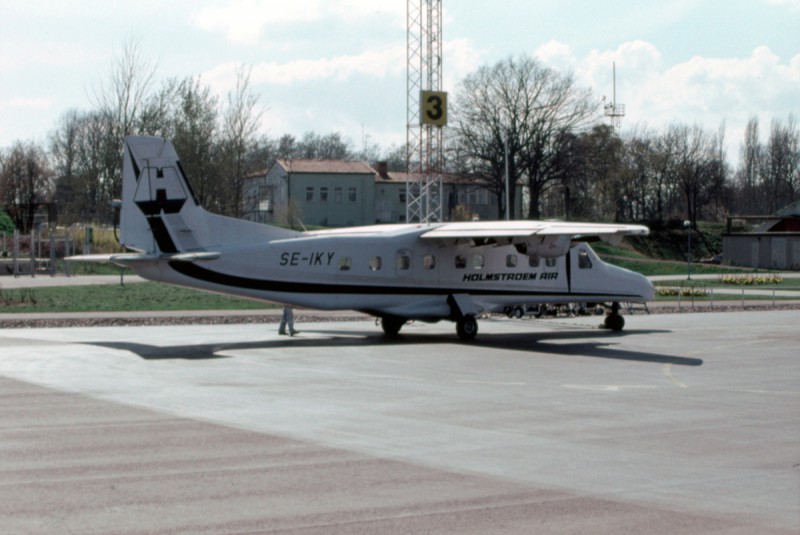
top-left (1, 0), bottom-right (799, 164)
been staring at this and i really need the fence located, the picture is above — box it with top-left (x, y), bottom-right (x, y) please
top-left (655, 285), bottom-right (796, 310)
top-left (0, 228), bottom-right (90, 277)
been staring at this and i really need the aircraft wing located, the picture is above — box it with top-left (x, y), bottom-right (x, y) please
top-left (421, 220), bottom-right (649, 244)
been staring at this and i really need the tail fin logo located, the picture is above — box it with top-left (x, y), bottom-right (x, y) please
top-left (133, 166), bottom-right (188, 216)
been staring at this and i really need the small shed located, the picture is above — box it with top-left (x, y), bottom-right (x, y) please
top-left (722, 201), bottom-right (800, 270)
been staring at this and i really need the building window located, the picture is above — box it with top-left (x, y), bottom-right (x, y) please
top-left (320, 187), bottom-right (329, 202)
top-left (305, 187), bottom-right (314, 202)
top-left (259, 186), bottom-right (273, 212)
top-left (458, 188), bottom-right (490, 206)
top-left (348, 187), bottom-right (357, 202)
top-left (399, 188), bottom-right (406, 203)
top-left (334, 187), bottom-right (343, 203)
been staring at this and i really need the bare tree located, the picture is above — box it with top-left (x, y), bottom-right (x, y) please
top-left (452, 55), bottom-right (597, 220)
top-left (761, 116), bottom-right (799, 212)
top-left (0, 141), bottom-right (54, 231)
top-left (451, 56), bottom-right (526, 219)
top-left (90, 37), bottom-right (158, 137)
top-left (735, 117), bottom-right (762, 214)
top-left (297, 132), bottom-right (353, 160)
top-left (555, 124), bottom-right (622, 221)
top-left (221, 65), bottom-right (264, 216)
top-left (668, 124), bottom-right (728, 227)
top-left (171, 77), bottom-right (220, 209)
top-left (84, 38), bottom-right (159, 221)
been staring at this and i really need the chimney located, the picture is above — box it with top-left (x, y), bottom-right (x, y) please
top-left (376, 161), bottom-right (389, 179)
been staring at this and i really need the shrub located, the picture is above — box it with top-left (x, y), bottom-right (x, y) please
top-left (0, 209), bottom-right (14, 233)
top-left (719, 274), bottom-right (783, 285)
top-left (656, 286), bottom-right (708, 297)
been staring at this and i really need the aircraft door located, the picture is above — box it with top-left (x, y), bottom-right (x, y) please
top-left (569, 244), bottom-right (599, 294)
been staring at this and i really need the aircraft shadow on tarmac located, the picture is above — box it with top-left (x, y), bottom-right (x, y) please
top-left (88, 327), bottom-right (702, 367)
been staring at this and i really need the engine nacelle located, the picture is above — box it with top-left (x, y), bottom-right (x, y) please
top-left (514, 234), bottom-right (571, 258)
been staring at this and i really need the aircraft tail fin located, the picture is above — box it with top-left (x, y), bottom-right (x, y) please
top-left (120, 136), bottom-right (298, 255)
top-left (120, 136), bottom-right (198, 253)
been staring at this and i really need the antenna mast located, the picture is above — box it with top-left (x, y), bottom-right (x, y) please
top-left (406, 0), bottom-right (444, 223)
top-left (604, 62), bottom-right (626, 130)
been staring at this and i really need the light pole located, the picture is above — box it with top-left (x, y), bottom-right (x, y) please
top-left (503, 133), bottom-right (510, 221)
top-left (683, 220), bottom-right (692, 280)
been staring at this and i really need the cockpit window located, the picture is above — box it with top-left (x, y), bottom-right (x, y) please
top-left (578, 249), bottom-right (592, 269)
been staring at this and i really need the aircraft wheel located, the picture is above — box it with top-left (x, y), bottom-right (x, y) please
top-left (381, 316), bottom-right (405, 337)
top-left (604, 313), bottom-right (625, 331)
top-left (513, 306), bottom-right (524, 319)
top-left (456, 315), bottom-right (479, 341)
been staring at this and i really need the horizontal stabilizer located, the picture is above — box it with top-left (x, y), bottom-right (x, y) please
top-left (66, 251), bottom-right (220, 266)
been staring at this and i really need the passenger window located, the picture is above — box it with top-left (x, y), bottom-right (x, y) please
top-left (472, 254), bottom-right (484, 270)
top-left (506, 254), bottom-right (518, 268)
top-left (369, 256), bottom-right (382, 271)
top-left (423, 255), bottom-right (436, 270)
top-left (545, 257), bottom-right (557, 268)
top-left (529, 256), bottom-right (540, 268)
top-left (455, 255), bottom-right (467, 269)
top-left (338, 256), bottom-right (352, 271)
top-left (578, 249), bottom-right (592, 269)
top-left (396, 251), bottom-right (411, 271)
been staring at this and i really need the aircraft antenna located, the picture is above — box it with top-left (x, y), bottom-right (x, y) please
top-left (406, 0), bottom-right (444, 223)
top-left (603, 62), bottom-right (626, 130)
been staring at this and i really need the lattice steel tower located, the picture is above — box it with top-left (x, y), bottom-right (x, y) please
top-left (406, 0), bottom-right (444, 223)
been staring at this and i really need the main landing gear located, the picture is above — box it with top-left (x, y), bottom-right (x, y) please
top-left (455, 315), bottom-right (478, 341)
top-left (603, 302), bottom-right (625, 331)
top-left (380, 316), bottom-right (406, 337)
top-left (380, 314), bottom-right (479, 341)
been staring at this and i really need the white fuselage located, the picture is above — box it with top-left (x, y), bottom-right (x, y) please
top-left (133, 224), bottom-right (654, 321)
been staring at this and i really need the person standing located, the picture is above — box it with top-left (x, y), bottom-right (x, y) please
top-left (278, 306), bottom-right (298, 336)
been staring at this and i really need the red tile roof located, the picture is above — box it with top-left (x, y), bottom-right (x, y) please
top-left (277, 159), bottom-right (375, 174)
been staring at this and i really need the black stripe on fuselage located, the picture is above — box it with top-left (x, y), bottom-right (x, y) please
top-left (168, 260), bottom-right (641, 300)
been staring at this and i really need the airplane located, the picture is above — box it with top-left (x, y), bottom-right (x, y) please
top-left (77, 135), bottom-right (655, 340)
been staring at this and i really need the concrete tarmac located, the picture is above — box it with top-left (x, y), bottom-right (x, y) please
top-left (1, 311), bottom-right (798, 534)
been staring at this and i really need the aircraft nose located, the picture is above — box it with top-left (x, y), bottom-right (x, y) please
top-left (638, 274), bottom-right (656, 301)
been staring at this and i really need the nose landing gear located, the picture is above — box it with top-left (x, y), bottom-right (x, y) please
top-left (603, 302), bottom-right (625, 331)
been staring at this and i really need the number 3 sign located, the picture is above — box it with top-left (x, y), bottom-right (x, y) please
top-left (420, 91), bottom-right (447, 126)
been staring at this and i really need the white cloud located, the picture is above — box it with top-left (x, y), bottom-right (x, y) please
top-left (525, 40), bottom-right (800, 160)
top-left (632, 45), bottom-right (800, 126)
top-left (0, 40), bottom-right (106, 74)
top-left (203, 43), bottom-right (406, 94)
top-left (193, 0), bottom-right (325, 45)
top-left (534, 40), bottom-right (576, 70)
top-left (766, 0), bottom-right (800, 12)
top-left (192, 0), bottom-right (405, 46)
top-left (1, 97), bottom-right (53, 111)
top-left (443, 38), bottom-right (485, 91)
